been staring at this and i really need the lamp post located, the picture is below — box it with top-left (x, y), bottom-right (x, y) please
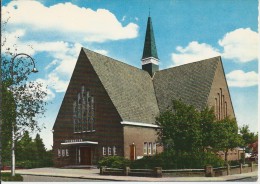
top-left (10, 53), bottom-right (38, 176)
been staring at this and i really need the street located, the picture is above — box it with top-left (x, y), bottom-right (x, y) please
top-left (22, 175), bottom-right (109, 182)
top-left (229, 176), bottom-right (258, 182)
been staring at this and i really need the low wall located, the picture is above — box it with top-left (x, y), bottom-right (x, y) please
top-left (214, 163), bottom-right (258, 177)
top-left (100, 162), bottom-right (258, 178)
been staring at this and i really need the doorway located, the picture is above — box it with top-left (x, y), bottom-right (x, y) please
top-left (80, 147), bottom-right (91, 165)
top-left (130, 144), bottom-right (136, 161)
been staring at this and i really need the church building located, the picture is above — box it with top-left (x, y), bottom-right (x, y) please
top-left (52, 16), bottom-right (235, 167)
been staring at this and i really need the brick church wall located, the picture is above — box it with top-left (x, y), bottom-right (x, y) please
top-left (53, 50), bottom-right (124, 167)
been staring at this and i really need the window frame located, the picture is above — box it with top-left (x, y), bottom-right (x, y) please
top-left (108, 147), bottom-right (112, 156)
top-left (152, 143), bottom-right (157, 155)
top-left (143, 142), bottom-right (148, 155)
top-left (103, 147), bottom-right (106, 156)
top-left (148, 142), bottom-right (152, 155)
top-left (58, 149), bottom-right (61, 157)
top-left (113, 146), bottom-right (117, 155)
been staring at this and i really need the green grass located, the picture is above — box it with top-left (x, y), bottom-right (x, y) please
top-left (1, 172), bottom-right (23, 181)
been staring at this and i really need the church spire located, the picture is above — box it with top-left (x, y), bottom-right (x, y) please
top-left (142, 16), bottom-right (159, 77)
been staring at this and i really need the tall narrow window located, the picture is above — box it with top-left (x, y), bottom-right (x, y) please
top-left (143, 142), bottom-right (147, 155)
top-left (220, 88), bottom-right (223, 119)
top-left (73, 101), bottom-right (77, 132)
top-left (222, 95), bottom-right (225, 119)
top-left (108, 147), bottom-right (112, 155)
top-left (66, 149), bottom-right (69, 156)
top-left (113, 146), bottom-right (117, 155)
top-left (77, 93), bottom-right (81, 132)
top-left (87, 96), bottom-right (91, 131)
top-left (218, 93), bottom-right (220, 120)
top-left (103, 147), bottom-right (106, 156)
top-left (58, 149), bottom-right (61, 157)
top-left (152, 143), bottom-right (157, 155)
top-left (148, 142), bottom-right (152, 155)
top-left (85, 91), bottom-right (90, 131)
top-left (215, 98), bottom-right (218, 119)
top-left (62, 149), bottom-right (65, 157)
top-left (90, 96), bottom-right (95, 131)
top-left (225, 102), bottom-right (227, 117)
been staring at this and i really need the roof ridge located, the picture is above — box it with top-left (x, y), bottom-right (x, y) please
top-left (157, 56), bottom-right (221, 73)
top-left (83, 47), bottom-right (148, 74)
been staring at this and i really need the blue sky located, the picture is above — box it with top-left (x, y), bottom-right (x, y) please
top-left (2, 0), bottom-right (258, 150)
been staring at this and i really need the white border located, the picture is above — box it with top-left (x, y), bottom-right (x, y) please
top-left (121, 121), bottom-right (160, 128)
top-left (141, 57), bottom-right (159, 65)
top-left (61, 141), bottom-right (98, 145)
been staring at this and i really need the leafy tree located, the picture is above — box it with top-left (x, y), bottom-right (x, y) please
top-left (199, 107), bottom-right (216, 150)
top-left (34, 133), bottom-right (46, 161)
top-left (240, 125), bottom-right (258, 145)
top-left (156, 99), bottom-right (202, 154)
top-left (1, 85), bottom-right (16, 164)
top-left (156, 99), bottom-right (242, 165)
top-left (239, 125), bottom-right (258, 153)
top-left (1, 15), bottom-right (47, 175)
top-left (16, 131), bottom-right (35, 161)
top-left (211, 118), bottom-right (242, 162)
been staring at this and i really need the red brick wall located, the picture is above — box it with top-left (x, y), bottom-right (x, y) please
top-left (53, 49), bottom-right (124, 167)
top-left (123, 126), bottom-right (163, 159)
top-left (207, 60), bottom-right (235, 119)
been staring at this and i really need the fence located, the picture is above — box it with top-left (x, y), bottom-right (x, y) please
top-left (100, 162), bottom-right (258, 178)
top-left (100, 166), bottom-right (162, 177)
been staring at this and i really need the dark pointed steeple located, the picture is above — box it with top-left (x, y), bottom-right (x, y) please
top-left (141, 16), bottom-right (159, 77)
top-left (142, 16), bottom-right (158, 60)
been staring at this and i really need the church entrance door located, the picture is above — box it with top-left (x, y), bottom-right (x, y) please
top-left (80, 147), bottom-right (91, 165)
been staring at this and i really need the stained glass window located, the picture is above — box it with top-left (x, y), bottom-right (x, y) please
top-left (73, 86), bottom-right (95, 133)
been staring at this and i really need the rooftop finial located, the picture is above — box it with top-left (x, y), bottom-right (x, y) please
top-left (149, 7), bottom-right (150, 17)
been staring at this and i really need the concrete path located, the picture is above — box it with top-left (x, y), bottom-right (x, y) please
top-left (2, 167), bottom-right (258, 182)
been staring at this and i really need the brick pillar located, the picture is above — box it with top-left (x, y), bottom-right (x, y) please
top-left (240, 163), bottom-right (243, 174)
top-left (205, 165), bottom-right (214, 177)
top-left (124, 166), bottom-right (130, 176)
top-left (154, 167), bottom-right (162, 178)
top-left (226, 164), bottom-right (230, 175)
top-left (100, 166), bottom-right (105, 175)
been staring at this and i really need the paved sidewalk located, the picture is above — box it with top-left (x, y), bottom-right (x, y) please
top-left (2, 167), bottom-right (258, 182)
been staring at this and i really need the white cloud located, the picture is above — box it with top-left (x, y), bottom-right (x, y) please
top-left (3, 1), bottom-right (138, 43)
top-left (171, 28), bottom-right (258, 67)
top-left (38, 42), bottom-right (82, 93)
top-left (93, 49), bottom-right (108, 55)
top-left (171, 41), bottom-right (220, 66)
top-left (218, 28), bottom-right (258, 62)
top-left (226, 70), bottom-right (258, 87)
top-left (1, 29), bottom-right (35, 55)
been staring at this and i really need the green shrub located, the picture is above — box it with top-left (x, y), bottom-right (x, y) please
top-left (131, 151), bottom-right (225, 169)
top-left (98, 156), bottom-right (131, 168)
top-left (15, 159), bottom-right (53, 169)
top-left (1, 172), bottom-right (23, 181)
top-left (228, 160), bottom-right (241, 166)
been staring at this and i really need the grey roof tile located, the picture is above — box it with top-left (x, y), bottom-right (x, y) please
top-left (153, 57), bottom-right (220, 111)
top-left (83, 48), bottom-right (160, 124)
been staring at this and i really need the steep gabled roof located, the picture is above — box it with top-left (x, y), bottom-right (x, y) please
top-left (142, 16), bottom-right (158, 59)
top-left (153, 57), bottom-right (220, 111)
top-left (83, 48), bottom-right (159, 124)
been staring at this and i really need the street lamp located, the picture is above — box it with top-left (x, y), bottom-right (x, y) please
top-left (10, 53), bottom-right (38, 176)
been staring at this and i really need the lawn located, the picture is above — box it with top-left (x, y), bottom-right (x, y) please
top-left (1, 172), bottom-right (23, 181)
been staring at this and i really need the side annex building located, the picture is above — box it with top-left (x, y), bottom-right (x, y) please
top-left (52, 16), bottom-right (236, 167)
